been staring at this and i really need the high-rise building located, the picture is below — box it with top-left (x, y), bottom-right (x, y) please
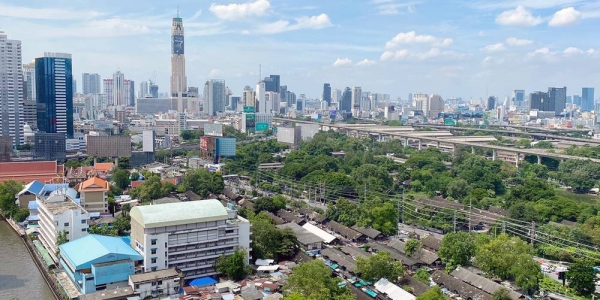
top-left (572, 95), bottom-right (581, 107)
top-left (332, 89), bottom-right (342, 104)
top-left (351, 87), bottom-right (362, 110)
top-left (230, 96), bottom-right (240, 111)
top-left (279, 85), bottom-right (288, 106)
top-left (82, 73), bottom-right (101, 94)
top-left (266, 91), bottom-right (280, 113)
top-left (0, 32), bottom-right (25, 147)
top-left (203, 80), bottom-right (226, 116)
top-left (36, 52), bottom-right (74, 138)
top-left (170, 16), bottom-right (187, 97)
top-left (340, 87), bottom-right (352, 113)
top-left (256, 81), bottom-right (267, 113)
top-left (548, 87), bottom-right (567, 115)
top-left (582, 87), bottom-right (594, 111)
top-left (113, 70), bottom-right (126, 106)
top-left (23, 62), bottom-right (36, 101)
top-left (103, 79), bottom-right (113, 105)
top-left (139, 81), bottom-right (149, 98)
top-left (529, 91), bottom-right (553, 112)
top-left (428, 94), bottom-right (444, 118)
top-left (242, 86), bottom-right (255, 109)
top-left (486, 96), bottom-right (496, 111)
top-left (264, 75), bottom-right (280, 93)
top-left (323, 83), bottom-right (332, 106)
top-left (129, 80), bottom-right (135, 106)
top-left (149, 81), bottom-right (159, 98)
top-left (412, 93), bottom-right (429, 114)
top-left (512, 90), bottom-right (525, 109)
top-left (72, 79), bottom-right (77, 94)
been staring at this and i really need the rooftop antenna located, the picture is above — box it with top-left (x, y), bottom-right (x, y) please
top-left (177, 6), bottom-right (180, 18)
top-left (259, 64), bottom-right (262, 82)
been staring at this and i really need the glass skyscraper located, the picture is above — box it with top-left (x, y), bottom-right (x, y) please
top-left (36, 52), bottom-right (74, 138)
top-left (582, 87), bottom-right (594, 111)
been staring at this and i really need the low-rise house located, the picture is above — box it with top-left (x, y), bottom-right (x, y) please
top-left (431, 270), bottom-right (491, 300)
top-left (420, 236), bottom-right (441, 252)
top-left (352, 226), bottom-right (385, 240)
top-left (368, 243), bottom-right (419, 270)
top-left (129, 268), bottom-right (181, 299)
top-left (58, 234), bottom-right (143, 295)
top-left (276, 222), bottom-right (323, 250)
top-left (276, 209), bottom-right (304, 225)
top-left (265, 212), bottom-right (285, 225)
top-left (16, 180), bottom-right (45, 208)
top-left (398, 276), bottom-right (430, 296)
top-left (320, 248), bottom-right (356, 273)
top-left (374, 278), bottom-right (416, 300)
top-left (301, 223), bottom-right (337, 244)
top-left (450, 268), bottom-right (523, 299)
top-left (327, 221), bottom-right (365, 242)
top-left (340, 245), bottom-right (371, 259)
top-left (78, 177), bottom-right (110, 214)
top-left (388, 239), bottom-right (441, 266)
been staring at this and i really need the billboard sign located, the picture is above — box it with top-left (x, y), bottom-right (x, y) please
top-left (444, 118), bottom-right (457, 126)
top-left (172, 34), bottom-right (184, 54)
top-left (243, 106), bottom-right (255, 113)
top-left (200, 137), bottom-right (209, 150)
top-left (256, 123), bottom-right (269, 131)
top-left (216, 137), bottom-right (236, 157)
top-left (204, 123), bottom-right (223, 137)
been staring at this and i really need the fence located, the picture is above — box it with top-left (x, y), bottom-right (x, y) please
top-left (21, 235), bottom-right (68, 300)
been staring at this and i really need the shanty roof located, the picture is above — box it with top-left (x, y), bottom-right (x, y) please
top-left (450, 268), bottom-right (522, 300)
top-left (276, 222), bottom-right (323, 246)
top-left (265, 212), bottom-right (285, 225)
top-left (351, 226), bottom-right (383, 239)
top-left (302, 223), bottom-right (337, 243)
top-left (368, 243), bottom-right (418, 267)
top-left (320, 248), bottom-right (356, 272)
top-left (420, 236), bottom-right (441, 252)
top-left (374, 278), bottom-right (416, 300)
top-left (431, 270), bottom-right (491, 300)
top-left (276, 209), bottom-right (303, 224)
top-left (327, 221), bottom-right (364, 240)
top-left (340, 246), bottom-right (371, 259)
top-left (388, 239), bottom-right (440, 265)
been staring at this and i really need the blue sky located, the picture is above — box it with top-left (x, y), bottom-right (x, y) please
top-left (1, 0), bottom-right (600, 100)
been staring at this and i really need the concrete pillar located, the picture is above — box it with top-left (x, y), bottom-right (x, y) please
top-left (537, 155), bottom-right (542, 165)
top-left (436, 141), bottom-right (440, 149)
top-left (471, 146), bottom-right (475, 154)
top-left (492, 150), bottom-right (497, 161)
top-left (452, 143), bottom-right (457, 156)
top-left (418, 139), bottom-right (422, 151)
top-left (515, 152), bottom-right (520, 167)
top-left (404, 137), bottom-right (409, 147)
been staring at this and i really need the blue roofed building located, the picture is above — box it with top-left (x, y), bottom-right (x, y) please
top-left (16, 180), bottom-right (45, 208)
top-left (58, 234), bottom-right (143, 295)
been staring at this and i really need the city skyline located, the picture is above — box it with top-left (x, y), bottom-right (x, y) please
top-left (2, 0), bottom-right (600, 99)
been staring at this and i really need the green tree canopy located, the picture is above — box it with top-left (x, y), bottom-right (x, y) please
top-left (356, 251), bottom-right (405, 282)
top-left (565, 260), bottom-right (596, 295)
top-left (404, 239), bottom-right (422, 257)
top-left (215, 248), bottom-right (251, 281)
top-left (112, 169), bottom-right (131, 190)
top-left (250, 213), bottom-right (298, 260)
top-left (416, 286), bottom-right (449, 300)
top-left (253, 196), bottom-right (287, 214)
top-left (491, 288), bottom-right (512, 300)
top-left (284, 260), bottom-right (355, 300)
top-left (438, 232), bottom-right (476, 270)
top-left (180, 168), bottom-right (224, 197)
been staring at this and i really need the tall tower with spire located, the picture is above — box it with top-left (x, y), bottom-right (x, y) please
top-left (170, 12), bottom-right (187, 97)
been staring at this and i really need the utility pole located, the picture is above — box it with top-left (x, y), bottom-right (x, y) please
top-left (453, 210), bottom-right (457, 233)
top-left (502, 221), bottom-right (506, 234)
top-left (468, 198), bottom-right (472, 233)
top-left (531, 221), bottom-right (536, 245)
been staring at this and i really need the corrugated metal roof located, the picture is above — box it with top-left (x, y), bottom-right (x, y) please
top-left (130, 199), bottom-right (228, 228)
top-left (17, 180), bottom-right (44, 196)
top-left (59, 234), bottom-right (143, 270)
top-left (302, 223), bottom-right (337, 243)
top-left (374, 278), bottom-right (416, 300)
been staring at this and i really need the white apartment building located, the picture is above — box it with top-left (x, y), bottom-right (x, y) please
top-left (412, 93), bottom-right (429, 115)
top-left (256, 81), bottom-right (267, 113)
top-left (37, 193), bottom-right (90, 259)
top-left (130, 200), bottom-right (251, 280)
top-left (0, 31), bottom-right (24, 146)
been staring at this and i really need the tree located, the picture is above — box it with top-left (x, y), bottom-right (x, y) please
top-left (215, 248), bottom-right (251, 281)
top-left (356, 251), bottom-right (405, 282)
top-left (112, 169), bottom-right (131, 190)
top-left (491, 288), bottom-right (512, 300)
top-left (253, 196), bottom-right (286, 214)
top-left (130, 172), bottom-right (140, 181)
top-left (88, 224), bottom-right (118, 236)
top-left (438, 232), bottom-right (476, 270)
top-left (284, 260), bottom-right (354, 300)
top-left (474, 234), bottom-right (542, 291)
top-left (180, 169), bottom-right (224, 197)
top-left (56, 230), bottom-right (68, 255)
top-left (0, 180), bottom-right (24, 218)
top-left (113, 215), bottom-right (131, 235)
top-left (416, 286), bottom-right (448, 300)
top-left (565, 260), bottom-right (596, 295)
top-left (250, 213), bottom-right (298, 260)
top-left (413, 268), bottom-right (430, 285)
top-left (447, 179), bottom-right (470, 200)
top-left (404, 239), bottom-right (422, 257)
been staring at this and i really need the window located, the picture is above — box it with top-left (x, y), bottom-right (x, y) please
top-left (151, 239), bottom-right (157, 245)
top-left (81, 228), bottom-right (87, 232)
top-left (134, 284), bottom-right (139, 289)
top-left (151, 267), bottom-right (157, 271)
top-left (81, 220), bottom-right (86, 224)
top-left (158, 280), bottom-right (163, 285)
top-left (151, 248), bottom-right (157, 255)
top-left (64, 222), bottom-right (69, 226)
top-left (151, 257), bottom-right (157, 264)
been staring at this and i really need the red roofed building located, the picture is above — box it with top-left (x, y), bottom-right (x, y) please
top-left (0, 161), bottom-right (65, 184)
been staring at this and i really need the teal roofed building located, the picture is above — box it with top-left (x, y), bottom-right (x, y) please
top-left (58, 234), bottom-right (143, 295)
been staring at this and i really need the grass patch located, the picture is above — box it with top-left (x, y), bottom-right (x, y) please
top-left (555, 189), bottom-right (600, 205)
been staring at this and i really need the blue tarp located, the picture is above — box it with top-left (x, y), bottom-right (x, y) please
top-left (190, 277), bottom-right (217, 287)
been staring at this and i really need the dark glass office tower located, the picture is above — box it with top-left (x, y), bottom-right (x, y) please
top-left (36, 53), bottom-right (74, 138)
top-left (582, 87), bottom-right (594, 111)
top-left (323, 83), bottom-right (332, 106)
top-left (340, 87), bottom-right (352, 112)
top-left (264, 75), bottom-right (280, 93)
top-left (548, 87), bottom-right (567, 116)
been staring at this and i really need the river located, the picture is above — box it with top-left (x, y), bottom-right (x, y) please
top-left (0, 220), bottom-right (54, 300)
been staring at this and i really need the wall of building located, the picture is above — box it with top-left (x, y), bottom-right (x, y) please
top-left (80, 191), bottom-right (107, 213)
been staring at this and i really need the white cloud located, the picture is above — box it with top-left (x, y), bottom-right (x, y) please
top-left (385, 31), bottom-right (452, 49)
top-left (209, 68), bottom-right (224, 78)
top-left (254, 14), bottom-right (332, 34)
top-left (496, 5), bottom-right (543, 26)
top-left (472, 0), bottom-right (582, 10)
top-left (482, 43), bottom-right (506, 52)
top-left (380, 50), bottom-right (410, 61)
top-left (0, 3), bottom-right (102, 20)
top-left (528, 47), bottom-right (557, 57)
top-left (356, 59), bottom-right (377, 66)
top-left (563, 47), bottom-right (595, 55)
top-left (478, 31), bottom-right (487, 36)
top-left (332, 58), bottom-right (353, 67)
top-left (371, 0), bottom-right (418, 15)
top-left (548, 7), bottom-right (581, 26)
top-left (506, 37), bottom-right (533, 46)
top-left (209, 0), bottom-right (270, 21)
top-left (380, 48), bottom-right (460, 61)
